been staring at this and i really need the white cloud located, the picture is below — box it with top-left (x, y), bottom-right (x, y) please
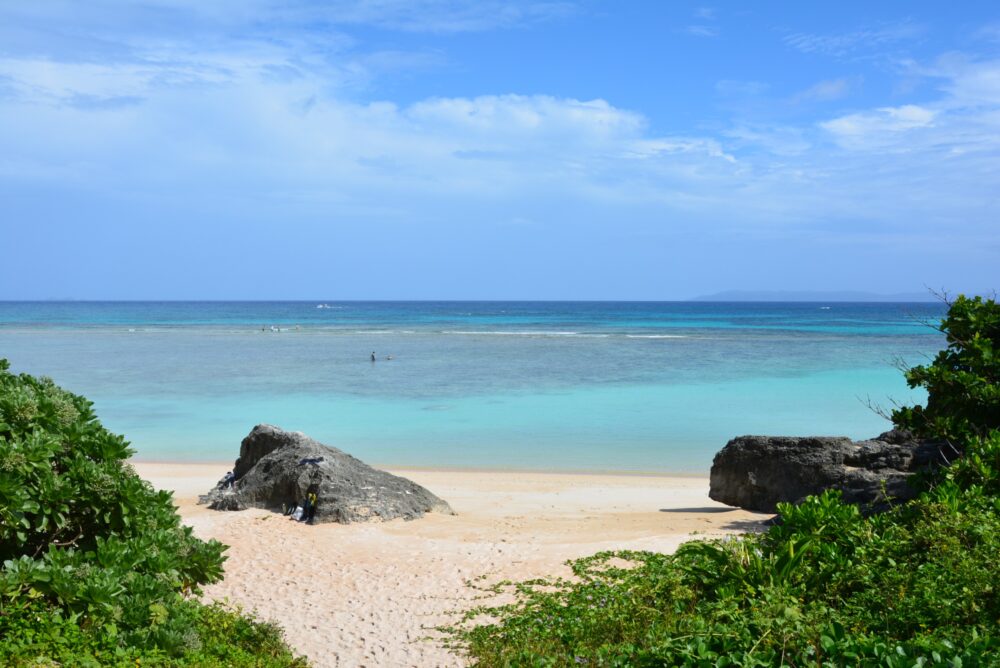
top-left (793, 77), bottom-right (853, 102)
top-left (723, 125), bottom-right (811, 156)
top-left (784, 20), bottom-right (924, 58)
top-left (0, 57), bottom-right (240, 104)
top-left (3, 43), bottom-right (999, 244)
top-left (406, 95), bottom-right (644, 139)
top-left (628, 138), bottom-right (735, 163)
top-left (0, 1), bottom-right (578, 40)
top-left (0, 4), bottom-right (999, 261)
top-left (0, 1), bottom-right (570, 107)
top-left (0, 50), bottom-right (727, 211)
top-left (821, 104), bottom-right (936, 146)
top-left (935, 58), bottom-right (1000, 107)
top-left (686, 25), bottom-right (719, 38)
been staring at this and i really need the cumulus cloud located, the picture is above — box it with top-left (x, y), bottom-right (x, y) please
top-left (2, 38), bottom-right (999, 245)
top-left (406, 95), bottom-right (644, 139)
top-left (0, 2), bottom-right (999, 269)
top-left (0, 43), bottom-right (747, 226)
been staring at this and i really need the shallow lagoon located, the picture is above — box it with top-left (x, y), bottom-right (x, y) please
top-left (0, 301), bottom-right (944, 472)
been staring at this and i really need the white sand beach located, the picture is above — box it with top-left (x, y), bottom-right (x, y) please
top-left (134, 463), bottom-right (770, 667)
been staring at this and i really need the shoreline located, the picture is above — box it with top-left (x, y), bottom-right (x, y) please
top-left (130, 458), bottom-right (713, 479)
top-left (135, 462), bottom-right (770, 666)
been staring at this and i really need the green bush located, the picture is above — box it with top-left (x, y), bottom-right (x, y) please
top-left (450, 295), bottom-right (1000, 666)
top-left (0, 359), bottom-right (307, 666)
top-left (893, 294), bottom-right (1000, 444)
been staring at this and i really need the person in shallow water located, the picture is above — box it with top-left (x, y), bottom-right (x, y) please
top-left (371, 351), bottom-right (376, 362)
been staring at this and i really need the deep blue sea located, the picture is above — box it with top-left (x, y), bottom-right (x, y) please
top-left (0, 301), bottom-right (946, 473)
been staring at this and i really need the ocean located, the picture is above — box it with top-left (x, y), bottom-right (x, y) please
top-left (0, 301), bottom-right (945, 473)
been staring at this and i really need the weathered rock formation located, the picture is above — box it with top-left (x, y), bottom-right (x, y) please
top-left (709, 430), bottom-right (947, 513)
top-left (200, 424), bottom-right (454, 523)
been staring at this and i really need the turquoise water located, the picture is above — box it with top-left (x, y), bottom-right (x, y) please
top-left (0, 301), bottom-right (945, 472)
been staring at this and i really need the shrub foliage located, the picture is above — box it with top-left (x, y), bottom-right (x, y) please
top-left (0, 359), bottom-right (306, 666)
top-left (894, 294), bottom-right (1000, 444)
top-left (450, 295), bottom-right (1000, 666)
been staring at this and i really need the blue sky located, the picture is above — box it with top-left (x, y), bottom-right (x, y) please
top-left (1, 1), bottom-right (998, 299)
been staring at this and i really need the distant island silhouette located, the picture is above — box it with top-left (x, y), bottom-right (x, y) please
top-left (691, 290), bottom-right (942, 302)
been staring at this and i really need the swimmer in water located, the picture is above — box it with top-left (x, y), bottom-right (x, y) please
top-left (371, 352), bottom-right (376, 362)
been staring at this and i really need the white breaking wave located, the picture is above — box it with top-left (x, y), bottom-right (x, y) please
top-left (441, 330), bottom-right (610, 338)
top-left (355, 330), bottom-right (416, 335)
top-left (624, 334), bottom-right (688, 339)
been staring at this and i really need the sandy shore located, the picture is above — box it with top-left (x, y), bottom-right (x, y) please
top-left (134, 463), bottom-right (769, 667)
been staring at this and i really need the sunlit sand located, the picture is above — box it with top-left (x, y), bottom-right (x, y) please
top-left (136, 463), bottom-right (769, 667)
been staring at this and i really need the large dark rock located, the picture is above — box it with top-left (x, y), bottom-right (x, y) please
top-left (200, 424), bottom-right (454, 523)
top-left (709, 431), bottom-right (947, 513)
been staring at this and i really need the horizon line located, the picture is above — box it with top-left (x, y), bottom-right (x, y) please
top-left (0, 297), bottom-right (954, 304)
